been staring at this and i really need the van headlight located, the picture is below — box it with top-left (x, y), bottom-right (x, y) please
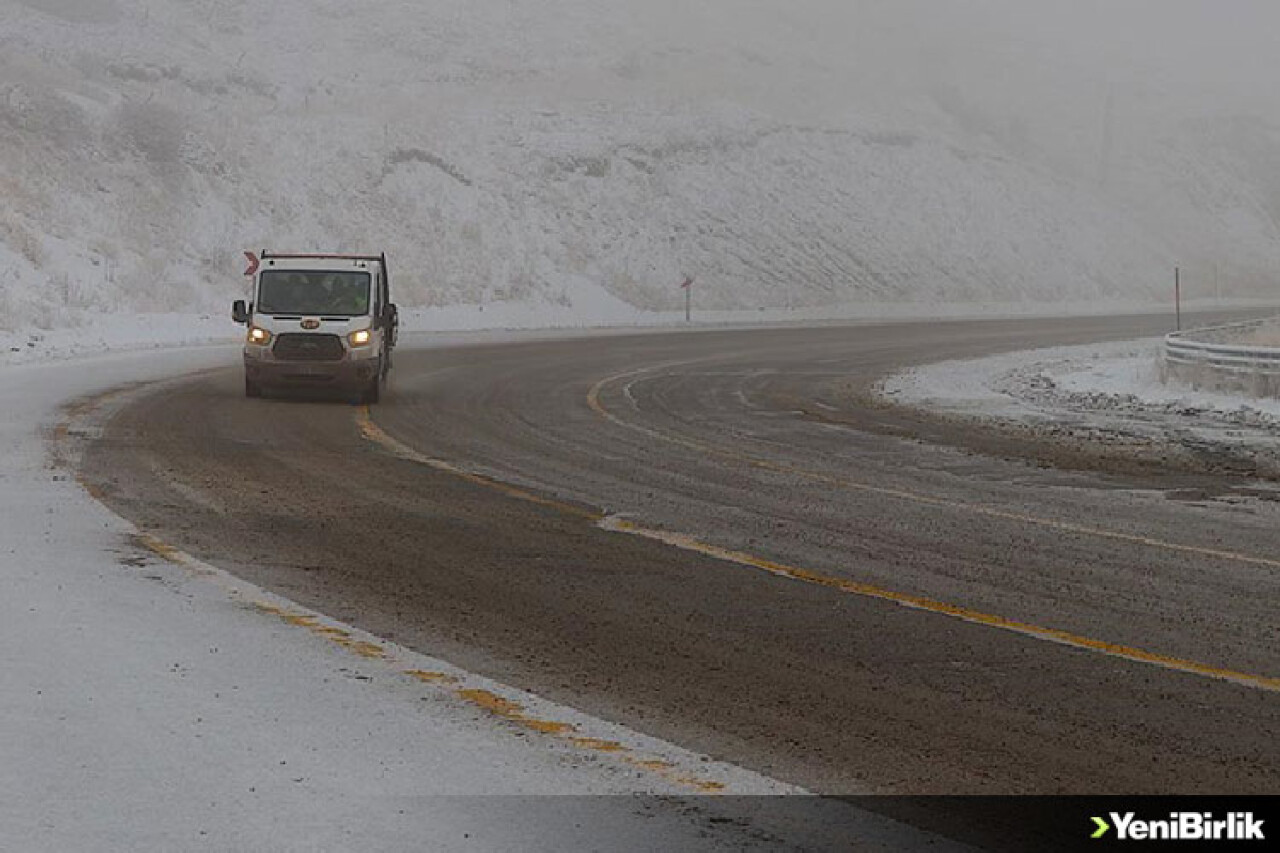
top-left (247, 326), bottom-right (272, 345)
top-left (348, 329), bottom-right (373, 347)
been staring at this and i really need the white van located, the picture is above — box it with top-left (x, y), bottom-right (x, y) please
top-left (232, 252), bottom-right (398, 403)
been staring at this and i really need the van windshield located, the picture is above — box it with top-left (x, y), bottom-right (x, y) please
top-left (257, 271), bottom-right (371, 316)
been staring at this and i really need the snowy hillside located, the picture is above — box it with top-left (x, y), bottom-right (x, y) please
top-left (3, 0), bottom-right (1280, 331)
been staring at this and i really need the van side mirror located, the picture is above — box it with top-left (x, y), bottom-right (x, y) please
top-left (232, 300), bottom-right (250, 324)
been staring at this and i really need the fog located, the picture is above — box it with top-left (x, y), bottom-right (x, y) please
top-left (3, 0), bottom-right (1280, 328)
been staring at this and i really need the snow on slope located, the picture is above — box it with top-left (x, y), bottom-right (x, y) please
top-left (3, 0), bottom-right (1280, 333)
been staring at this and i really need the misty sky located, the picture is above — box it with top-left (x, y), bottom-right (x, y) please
top-left (12, 1), bottom-right (1280, 124)
top-left (711, 0), bottom-right (1280, 188)
top-left (975, 1), bottom-right (1279, 112)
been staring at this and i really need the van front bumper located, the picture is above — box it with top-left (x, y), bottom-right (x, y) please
top-left (244, 353), bottom-right (381, 391)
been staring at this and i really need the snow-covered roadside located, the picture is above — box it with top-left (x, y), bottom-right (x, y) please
top-left (0, 314), bottom-right (237, 366)
top-left (877, 338), bottom-right (1280, 473)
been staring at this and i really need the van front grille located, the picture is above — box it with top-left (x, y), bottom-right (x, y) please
top-left (273, 333), bottom-right (345, 362)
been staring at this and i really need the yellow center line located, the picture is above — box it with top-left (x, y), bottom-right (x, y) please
top-left (356, 407), bottom-right (601, 521)
top-left (587, 367), bottom-right (1280, 573)
top-left (599, 518), bottom-right (1280, 693)
top-left (359, 400), bottom-right (1280, 693)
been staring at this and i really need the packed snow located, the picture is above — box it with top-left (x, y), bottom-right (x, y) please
top-left (6, 0), bottom-right (1280, 336)
top-left (879, 338), bottom-right (1280, 468)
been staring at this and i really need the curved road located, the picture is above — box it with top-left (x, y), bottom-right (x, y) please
top-left (81, 314), bottom-right (1280, 797)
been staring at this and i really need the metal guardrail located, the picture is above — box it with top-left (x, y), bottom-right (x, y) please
top-left (1164, 318), bottom-right (1280, 393)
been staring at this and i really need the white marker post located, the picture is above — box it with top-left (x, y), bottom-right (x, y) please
top-left (681, 275), bottom-right (694, 323)
top-left (1174, 266), bottom-right (1181, 331)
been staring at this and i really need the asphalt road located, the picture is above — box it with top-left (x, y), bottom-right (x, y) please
top-left (80, 313), bottom-right (1280, 799)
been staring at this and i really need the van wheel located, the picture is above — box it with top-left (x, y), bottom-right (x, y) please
top-left (245, 378), bottom-right (262, 398)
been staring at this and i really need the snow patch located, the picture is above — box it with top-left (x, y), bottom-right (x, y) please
top-left (879, 338), bottom-right (1280, 461)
